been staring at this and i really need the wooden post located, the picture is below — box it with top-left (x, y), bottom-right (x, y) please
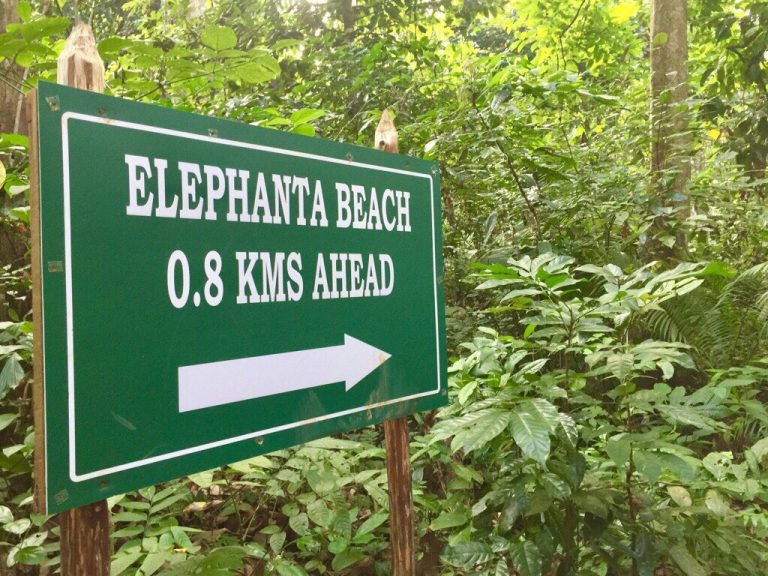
top-left (376, 110), bottom-right (416, 576)
top-left (28, 22), bottom-right (111, 576)
top-left (383, 418), bottom-right (415, 575)
top-left (56, 22), bottom-right (106, 93)
top-left (59, 501), bottom-right (111, 574)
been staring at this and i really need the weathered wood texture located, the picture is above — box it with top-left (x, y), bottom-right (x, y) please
top-left (59, 501), bottom-right (111, 576)
top-left (375, 110), bottom-right (399, 154)
top-left (56, 22), bottom-right (106, 92)
top-left (383, 418), bottom-right (416, 576)
top-left (36, 22), bottom-right (111, 576)
top-left (376, 109), bottom-right (415, 576)
top-left (26, 89), bottom-right (46, 514)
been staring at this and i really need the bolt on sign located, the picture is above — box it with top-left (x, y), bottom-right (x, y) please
top-left (30, 82), bottom-right (446, 514)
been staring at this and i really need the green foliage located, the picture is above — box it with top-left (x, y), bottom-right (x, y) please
top-left (426, 253), bottom-right (768, 574)
top-left (2, 0), bottom-right (768, 574)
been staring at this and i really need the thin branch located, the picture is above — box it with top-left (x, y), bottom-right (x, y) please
top-left (557, 0), bottom-right (590, 67)
top-left (13, 67), bottom-right (29, 134)
top-left (471, 92), bottom-right (542, 241)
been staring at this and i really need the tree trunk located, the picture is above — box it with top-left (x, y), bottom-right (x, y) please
top-left (650, 0), bottom-right (689, 252)
top-left (0, 0), bottom-right (29, 322)
top-left (0, 0), bottom-right (25, 135)
top-left (339, 0), bottom-right (355, 32)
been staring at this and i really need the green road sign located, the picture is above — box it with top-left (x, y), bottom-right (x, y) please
top-left (33, 82), bottom-right (446, 513)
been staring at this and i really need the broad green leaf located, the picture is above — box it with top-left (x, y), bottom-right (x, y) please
top-left (260, 524), bottom-right (281, 535)
top-left (659, 452), bottom-right (697, 482)
top-left (98, 37), bottom-right (134, 54)
top-left (149, 491), bottom-right (187, 514)
top-left (519, 359), bottom-right (548, 375)
top-left (483, 210), bottom-right (499, 244)
top-left (608, 1), bottom-right (639, 24)
top-left (0, 506), bottom-right (13, 524)
top-left (669, 544), bottom-right (707, 576)
top-left (272, 38), bottom-right (301, 51)
top-left (170, 526), bottom-right (195, 551)
top-left (499, 494), bottom-right (527, 531)
top-left (607, 353), bottom-right (633, 382)
top-left (111, 511), bottom-right (146, 523)
top-left (510, 404), bottom-right (550, 465)
top-left (201, 25), bottom-right (237, 51)
top-left (430, 510), bottom-right (468, 531)
top-left (4, 517), bottom-right (31, 534)
top-left (328, 536), bottom-right (349, 554)
top-left (476, 278), bottom-right (521, 290)
top-left (500, 288), bottom-right (541, 302)
top-left (451, 411), bottom-right (511, 454)
top-left (441, 542), bottom-right (493, 568)
top-left (289, 512), bottom-right (309, 536)
top-left (187, 469), bottom-right (214, 488)
top-left (292, 123), bottom-right (315, 137)
top-left (434, 411), bottom-right (495, 442)
top-left (667, 486), bottom-right (692, 507)
top-left (331, 548), bottom-right (364, 571)
top-left (458, 380), bottom-right (477, 405)
top-left (0, 412), bottom-right (17, 433)
top-left (750, 437), bottom-right (768, 462)
top-left (139, 550), bottom-right (174, 576)
top-left (235, 59), bottom-right (280, 84)
top-left (332, 506), bottom-right (352, 538)
top-left (290, 109), bottom-right (326, 125)
top-left (0, 354), bottom-right (24, 400)
top-left (111, 526), bottom-right (144, 538)
top-left (110, 552), bottom-right (142, 576)
top-left (510, 541), bottom-right (542, 576)
top-left (658, 405), bottom-right (718, 431)
top-left (274, 560), bottom-right (309, 576)
top-left (528, 398), bottom-right (560, 429)
top-left (658, 360), bottom-right (675, 379)
top-left (306, 466), bottom-right (337, 496)
top-left (704, 489), bottom-right (730, 516)
top-left (356, 510), bottom-right (387, 537)
top-left (16, 0), bottom-right (32, 21)
top-left (606, 436), bottom-right (631, 469)
top-left (702, 452), bottom-right (731, 480)
top-left (525, 488), bottom-right (552, 516)
top-left (558, 413), bottom-right (578, 447)
top-left (161, 546), bottom-right (247, 575)
top-left (524, 323), bottom-right (537, 338)
top-left (269, 531), bottom-right (286, 553)
top-left (633, 450), bottom-right (662, 484)
top-left (9, 544), bottom-right (46, 566)
top-left (307, 499), bottom-right (333, 528)
top-left (541, 473), bottom-right (571, 499)
top-left (573, 491), bottom-right (608, 518)
top-left (305, 437), bottom-right (360, 450)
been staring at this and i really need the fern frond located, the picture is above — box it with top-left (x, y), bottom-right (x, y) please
top-left (639, 262), bottom-right (768, 368)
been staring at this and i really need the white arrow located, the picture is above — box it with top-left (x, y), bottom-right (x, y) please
top-left (177, 335), bottom-right (391, 413)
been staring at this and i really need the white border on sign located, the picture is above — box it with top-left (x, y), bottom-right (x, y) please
top-left (56, 112), bottom-right (443, 487)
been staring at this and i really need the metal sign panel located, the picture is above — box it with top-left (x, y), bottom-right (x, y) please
top-left (33, 82), bottom-right (446, 513)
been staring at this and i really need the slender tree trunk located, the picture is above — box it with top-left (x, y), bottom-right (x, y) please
top-left (650, 0), bottom-right (689, 252)
top-left (1, 0), bottom-right (25, 135)
top-left (339, 0), bottom-right (355, 32)
top-left (0, 0), bottom-right (29, 322)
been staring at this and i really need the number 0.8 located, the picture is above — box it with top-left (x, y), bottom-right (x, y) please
top-left (167, 250), bottom-right (223, 308)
